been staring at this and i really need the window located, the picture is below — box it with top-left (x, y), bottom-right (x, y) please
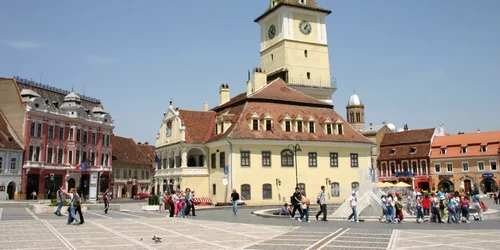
top-left (434, 163), bottom-right (441, 173)
top-left (10, 158), bottom-right (16, 170)
top-left (123, 169), bottom-right (128, 179)
top-left (461, 147), bottom-right (467, 154)
top-left (480, 146), bottom-right (487, 152)
top-left (412, 161), bottom-right (417, 175)
top-left (212, 184), bottom-right (216, 195)
top-left (421, 161), bottom-right (427, 174)
top-left (76, 129), bottom-right (81, 141)
top-left (307, 72), bottom-right (311, 79)
top-left (116, 169), bottom-right (121, 179)
top-left (69, 128), bottom-right (74, 141)
top-left (241, 184), bottom-right (251, 200)
top-left (337, 124), bottom-right (343, 135)
top-left (82, 151), bottom-right (87, 163)
top-left (462, 162), bottom-right (469, 172)
top-left (330, 153), bottom-right (338, 168)
top-left (446, 163), bottom-right (453, 172)
top-left (219, 152), bottom-right (225, 168)
top-left (0, 157), bottom-right (2, 172)
top-left (351, 182), bottom-right (360, 193)
top-left (48, 125), bottom-right (54, 139)
top-left (297, 183), bottom-right (306, 193)
top-left (304, 50), bottom-right (308, 57)
top-left (390, 162), bottom-right (396, 175)
top-left (146, 171), bottom-right (149, 179)
top-left (262, 184), bottom-right (272, 199)
top-left (331, 182), bottom-right (340, 197)
top-left (389, 149), bottom-right (396, 155)
top-left (252, 119), bottom-right (259, 130)
top-left (198, 155), bottom-right (204, 166)
top-left (47, 148), bottom-right (53, 164)
top-left (28, 146), bottom-right (33, 161)
top-left (211, 153), bottom-right (216, 169)
top-left (478, 161), bottom-right (485, 171)
top-left (350, 153), bottom-right (358, 168)
top-left (68, 150), bottom-right (73, 164)
top-left (102, 134), bottom-right (105, 146)
top-left (58, 127), bottom-right (64, 140)
top-left (440, 148), bottom-right (446, 154)
top-left (271, 54), bottom-right (273, 60)
top-left (241, 151), bottom-right (250, 167)
top-left (30, 123), bottom-right (35, 136)
top-left (403, 161), bottom-right (409, 172)
top-left (262, 151), bottom-right (271, 167)
top-left (76, 150), bottom-right (80, 164)
top-left (91, 132), bottom-right (96, 144)
top-left (308, 152), bottom-right (317, 167)
top-left (91, 152), bottom-right (95, 166)
top-left (308, 121), bottom-right (315, 133)
top-left (491, 161), bottom-right (497, 171)
top-left (410, 147), bottom-right (416, 154)
top-left (57, 149), bottom-right (63, 164)
top-left (281, 149), bottom-right (294, 167)
top-left (83, 131), bottom-right (88, 143)
top-left (297, 121), bottom-right (303, 132)
top-left (382, 163), bottom-right (387, 176)
top-left (265, 120), bottom-right (272, 131)
top-left (36, 123), bottom-right (41, 137)
top-left (285, 121), bottom-right (291, 132)
top-left (35, 147), bottom-right (40, 161)
top-left (326, 124), bottom-right (332, 134)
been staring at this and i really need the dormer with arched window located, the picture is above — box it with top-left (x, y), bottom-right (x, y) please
top-left (278, 113), bottom-right (292, 132)
top-left (247, 112), bottom-right (260, 131)
top-left (335, 119), bottom-right (344, 135)
top-left (260, 112), bottom-right (273, 131)
top-left (307, 116), bottom-right (316, 133)
top-left (320, 117), bottom-right (333, 135)
top-left (295, 114), bottom-right (304, 133)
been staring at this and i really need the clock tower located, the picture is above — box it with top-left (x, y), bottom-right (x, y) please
top-left (254, 0), bottom-right (336, 104)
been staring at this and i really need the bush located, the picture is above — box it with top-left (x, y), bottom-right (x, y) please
top-left (50, 199), bottom-right (70, 206)
top-left (149, 196), bottom-right (159, 205)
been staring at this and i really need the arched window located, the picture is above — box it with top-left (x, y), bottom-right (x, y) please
top-left (281, 149), bottom-right (294, 167)
top-left (356, 112), bottom-right (361, 123)
top-left (187, 157), bottom-right (196, 167)
top-left (412, 161), bottom-right (418, 175)
top-left (262, 184), bottom-right (272, 200)
top-left (421, 161), bottom-right (427, 174)
top-left (349, 112), bottom-right (354, 123)
top-left (297, 183), bottom-right (306, 194)
top-left (351, 182), bottom-right (359, 192)
top-left (403, 161), bottom-right (409, 172)
top-left (241, 184), bottom-right (251, 200)
top-left (382, 163), bottom-right (387, 176)
top-left (390, 162), bottom-right (395, 175)
top-left (331, 182), bottom-right (340, 197)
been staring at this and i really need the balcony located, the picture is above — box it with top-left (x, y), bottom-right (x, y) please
top-left (155, 167), bottom-right (209, 177)
top-left (287, 77), bottom-right (337, 89)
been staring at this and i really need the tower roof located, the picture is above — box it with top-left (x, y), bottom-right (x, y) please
top-left (347, 91), bottom-right (362, 106)
top-left (255, 0), bottom-right (331, 22)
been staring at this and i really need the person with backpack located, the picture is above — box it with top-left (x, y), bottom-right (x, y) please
top-left (473, 194), bottom-right (483, 221)
top-left (290, 187), bottom-right (302, 219)
top-left (60, 187), bottom-right (81, 225)
top-left (103, 189), bottom-right (110, 214)
top-left (70, 191), bottom-right (84, 225)
top-left (54, 186), bottom-right (64, 216)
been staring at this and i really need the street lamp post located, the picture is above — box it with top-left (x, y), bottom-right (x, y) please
top-left (287, 143), bottom-right (302, 187)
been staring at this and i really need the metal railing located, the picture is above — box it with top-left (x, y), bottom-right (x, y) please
top-left (287, 76), bottom-right (337, 89)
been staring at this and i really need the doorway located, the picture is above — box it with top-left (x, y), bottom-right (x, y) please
top-left (464, 179), bottom-right (472, 194)
top-left (132, 185), bottom-right (138, 197)
top-left (80, 174), bottom-right (90, 200)
top-left (438, 180), bottom-right (454, 192)
top-left (27, 174), bottom-right (39, 200)
top-left (121, 185), bottom-right (127, 198)
top-left (480, 179), bottom-right (498, 193)
top-left (7, 182), bottom-right (15, 200)
top-left (68, 178), bottom-right (76, 190)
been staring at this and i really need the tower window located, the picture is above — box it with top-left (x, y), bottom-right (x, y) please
top-left (307, 72), bottom-right (311, 79)
top-left (304, 50), bottom-right (308, 57)
top-left (271, 54), bottom-right (274, 61)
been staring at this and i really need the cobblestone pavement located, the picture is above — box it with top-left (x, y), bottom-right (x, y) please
top-left (1, 205), bottom-right (500, 249)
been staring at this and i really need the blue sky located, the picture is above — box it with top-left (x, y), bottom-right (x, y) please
top-left (1, 0), bottom-right (499, 144)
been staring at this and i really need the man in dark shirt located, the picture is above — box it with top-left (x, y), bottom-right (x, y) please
top-left (291, 187), bottom-right (302, 219)
top-left (231, 189), bottom-right (243, 215)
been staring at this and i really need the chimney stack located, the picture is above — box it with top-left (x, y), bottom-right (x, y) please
top-left (219, 84), bottom-right (230, 105)
top-left (145, 142), bottom-right (149, 145)
top-left (253, 68), bottom-right (267, 92)
top-left (204, 101), bottom-right (208, 111)
top-left (403, 124), bottom-right (409, 131)
top-left (477, 128), bottom-right (481, 133)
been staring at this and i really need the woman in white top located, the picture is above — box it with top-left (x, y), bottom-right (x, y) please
top-left (60, 187), bottom-right (81, 225)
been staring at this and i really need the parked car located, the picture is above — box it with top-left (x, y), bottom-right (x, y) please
top-left (133, 193), bottom-right (151, 200)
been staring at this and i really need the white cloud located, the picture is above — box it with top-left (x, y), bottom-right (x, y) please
top-left (86, 55), bottom-right (114, 64)
top-left (3, 40), bottom-right (44, 50)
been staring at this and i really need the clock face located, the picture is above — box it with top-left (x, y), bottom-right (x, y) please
top-left (268, 24), bottom-right (276, 39)
top-left (299, 20), bottom-right (312, 35)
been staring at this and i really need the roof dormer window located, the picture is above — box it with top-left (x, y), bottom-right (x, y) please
top-left (308, 121), bottom-right (315, 133)
top-left (389, 149), bottom-right (396, 155)
top-left (326, 124), bottom-right (332, 134)
top-left (265, 120), bottom-right (272, 131)
top-left (296, 121), bottom-right (303, 132)
top-left (480, 146), bottom-right (487, 152)
top-left (461, 147), bottom-right (467, 154)
top-left (285, 121), bottom-right (291, 132)
top-left (440, 148), bottom-right (447, 155)
top-left (410, 147), bottom-right (417, 154)
top-left (300, 0), bottom-right (306, 4)
top-left (337, 123), bottom-right (343, 135)
top-left (252, 119), bottom-right (259, 131)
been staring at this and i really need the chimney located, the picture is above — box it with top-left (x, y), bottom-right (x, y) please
top-left (477, 128), bottom-right (480, 133)
top-left (439, 123), bottom-right (445, 136)
top-left (145, 142), bottom-right (149, 145)
top-left (204, 101), bottom-right (208, 111)
top-left (253, 68), bottom-right (267, 92)
top-left (246, 79), bottom-right (253, 96)
top-left (403, 124), bottom-right (408, 131)
top-left (219, 84), bottom-right (230, 105)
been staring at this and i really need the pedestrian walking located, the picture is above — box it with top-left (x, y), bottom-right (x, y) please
top-left (189, 190), bottom-right (196, 216)
top-left (230, 189), bottom-right (244, 215)
top-left (159, 192), bottom-right (165, 213)
top-left (298, 191), bottom-right (310, 222)
top-left (415, 192), bottom-right (424, 223)
top-left (168, 190), bottom-right (175, 217)
top-left (472, 194), bottom-right (483, 221)
top-left (347, 191), bottom-right (358, 223)
top-left (54, 186), bottom-right (64, 216)
top-left (70, 191), bottom-right (84, 225)
top-left (60, 187), bottom-right (81, 225)
top-left (103, 189), bottom-right (110, 214)
top-left (315, 186), bottom-right (327, 221)
top-left (291, 187), bottom-right (302, 219)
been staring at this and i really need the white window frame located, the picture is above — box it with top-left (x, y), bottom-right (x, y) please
top-left (420, 160), bottom-right (427, 175)
top-left (389, 161), bottom-right (396, 175)
top-left (490, 160), bottom-right (498, 171)
top-left (434, 163), bottom-right (441, 173)
top-left (477, 161), bottom-right (485, 171)
top-left (411, 160), bottom-right (419, 175)
top-left (10, 158), bottom-right (16, 170)
top-left (462, 162), bottom-right (469, 172)
top-left (440, 148), bottom-right (446, 155)
top-left (461, 147), bottom-right (467, 154)
top-left (402, 160), bottom-right (410, 172)
top-left (446, 162), bottom-right (453, 172)
top-left (480, 146), bottom-right (487, 152)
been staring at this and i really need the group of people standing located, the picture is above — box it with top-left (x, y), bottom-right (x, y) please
top-left (285, 186), bottom-right (331, 222)
top-left (54, 186), bottom-right (111, 225)
top-left (158, 188), bottom-right (196, 218)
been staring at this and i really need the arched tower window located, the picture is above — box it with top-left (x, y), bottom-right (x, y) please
top-left (356, 112), bottom-right (361, 123)
top-left (349, 112), bottom-right (354, 123)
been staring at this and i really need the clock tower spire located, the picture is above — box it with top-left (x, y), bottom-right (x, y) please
top-left (254, 0), bottom-right (336, 104)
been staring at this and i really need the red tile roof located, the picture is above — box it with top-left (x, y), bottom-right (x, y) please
top-left (111, 135), bottom-right (151, 165)
top-left (378, 128), bottom-right (435, 161)
top-left (380, 128), bottom-right (435, 147)
top-left (177, 78), bottom-right (373, 145)
top-left (430, 131), bottom-right (500, 159)
top-left (0, 111), bottom-right (23, 150)
top-left (138, 144), bottom-right (156, 164)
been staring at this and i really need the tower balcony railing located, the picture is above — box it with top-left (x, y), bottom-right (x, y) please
top-left (287, 77), bottom-right (337, 89)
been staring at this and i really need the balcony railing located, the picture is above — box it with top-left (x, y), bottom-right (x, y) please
top-left (287, 77), bottom-right (337, 89)
top-left (155, 167), bottom-right (208, 177)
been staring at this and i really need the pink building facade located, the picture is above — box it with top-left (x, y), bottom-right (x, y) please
top-left (0, 76), bottom-right (114, 200)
